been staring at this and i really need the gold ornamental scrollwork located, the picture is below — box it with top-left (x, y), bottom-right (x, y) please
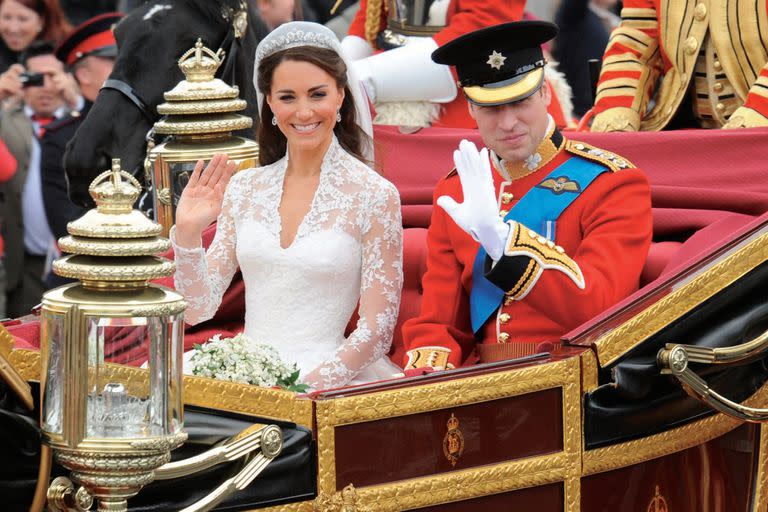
top-left (442, 413), bottom-right (464, 466)
top-left (130, 302), bottom-right (188, 317)
top-left (314, 484), bottom-right (372, 512)
top-left (157, 187), bottom-right (172, 206)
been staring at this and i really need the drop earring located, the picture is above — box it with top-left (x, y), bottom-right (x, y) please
top-left (336, 111), bottom-right (341, 123)
top-left (271, 116), bottom-right (277, 126)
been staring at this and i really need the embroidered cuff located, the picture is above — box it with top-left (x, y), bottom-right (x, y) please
top-left (404, 347), bottom-right (454, 370)
top-left (484, 221), bottom-right (585, 300)
top-left (723, 106), bottom-right (768, 129)
top-left (591, 107), bottom-right (641, 132)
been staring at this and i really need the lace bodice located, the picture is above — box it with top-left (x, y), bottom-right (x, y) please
top-left (172, 137), bottom-right (403, 390)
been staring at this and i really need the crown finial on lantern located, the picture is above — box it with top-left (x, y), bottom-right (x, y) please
top-left (88, 158), bottom-right (141, 214)
top-left (177, 38), bottom-right (224, 83)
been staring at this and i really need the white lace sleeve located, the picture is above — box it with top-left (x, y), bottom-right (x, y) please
top-left (302, 181), bottom-right (403, 389)
top-left (171, 179), bottom-right (240, 325)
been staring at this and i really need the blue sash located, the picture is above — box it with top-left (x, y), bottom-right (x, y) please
top-left (469, 156), bottom-right (607, 334)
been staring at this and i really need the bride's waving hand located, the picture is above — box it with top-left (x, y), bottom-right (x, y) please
top-left (175, 154), bottom-right (236, 248)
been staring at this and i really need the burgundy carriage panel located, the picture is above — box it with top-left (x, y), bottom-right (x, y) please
top-left (333, 388), bottom-right (563, 489)
top-left (581, 424), bottom-right (759, 512)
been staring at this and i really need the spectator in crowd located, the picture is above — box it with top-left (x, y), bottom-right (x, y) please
top-left (0, 139), bottom-right (17, 319)
top-left (0, 0), bottom-right (72, 73)
top-left (0, 41), bottom-right (81, 317)
top-left (41, 13), bottom-right (121, 287)
top-left (590, 0), bottom-right (768, 130)
top-left (552, 0), bottom-right (620, 117)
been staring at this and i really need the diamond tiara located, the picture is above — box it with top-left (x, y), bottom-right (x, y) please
top-left (255, 29), bottom-right (338, 63)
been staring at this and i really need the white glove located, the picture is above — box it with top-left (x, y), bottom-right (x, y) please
top-left (340, 35), bottom-right (374, 61)
top-left (351, 57), bottom-right (377, 103)
top-left (437, 140), bottom-right (510, 261)
top-left (350, 37), bottom-right (457, 104)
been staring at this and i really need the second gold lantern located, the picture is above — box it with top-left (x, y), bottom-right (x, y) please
top-left (147, 39), bottom-right (259, 236)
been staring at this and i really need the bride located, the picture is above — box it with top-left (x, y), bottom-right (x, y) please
top-left (171, 22), bottom-right (404, 391)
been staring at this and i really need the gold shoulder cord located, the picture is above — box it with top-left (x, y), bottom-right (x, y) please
top-left (364, 0), bottom-right (384, 47)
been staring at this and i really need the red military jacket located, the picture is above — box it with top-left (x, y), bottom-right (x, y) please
top-left (402, 128), bottom-right (653, 369)
top-left (592, 0), bottom-right (768, 130)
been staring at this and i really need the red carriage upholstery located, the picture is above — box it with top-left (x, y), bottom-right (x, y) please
top-left (7, 128), bottom-right (768, 368)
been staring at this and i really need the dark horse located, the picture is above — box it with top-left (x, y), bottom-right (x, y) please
top-left (64, 0), bottom-right (269, 207)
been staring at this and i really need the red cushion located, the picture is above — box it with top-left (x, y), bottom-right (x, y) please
top-left (640, 241), bottom-right (682, 287)
top-left (389, 228), bottom-right (428, 366)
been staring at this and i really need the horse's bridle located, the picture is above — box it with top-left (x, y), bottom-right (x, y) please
top-left (101, 77), bottom-right (155, 123)
top-left (100, 0), bottom-right (249, 126)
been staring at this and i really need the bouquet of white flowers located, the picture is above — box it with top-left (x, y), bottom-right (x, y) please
top-left (190, 333), bottom-right (308, 392)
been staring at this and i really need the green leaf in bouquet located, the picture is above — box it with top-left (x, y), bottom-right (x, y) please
top-left (284, 382), bottom-right (310, 393)
top-left (276, 369), bottom-right (308, 393)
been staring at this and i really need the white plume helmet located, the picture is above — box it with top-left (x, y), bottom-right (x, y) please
top-left (253, 21), bottom-right (375, 161)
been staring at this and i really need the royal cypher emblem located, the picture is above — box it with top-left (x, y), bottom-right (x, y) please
top-left (646, 485), bottom-right (670, 512)
top-left (537, 176), bottom-right (581, 195)
top-left (442, 413), bottom-right (465, 466)
top-left (486, 50), bottom-right (506, 70)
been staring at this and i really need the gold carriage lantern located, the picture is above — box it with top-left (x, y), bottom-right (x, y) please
top-left (41, 159), bottom-right (187, 512)
top-left (148, 38), bottom-right (259, 236)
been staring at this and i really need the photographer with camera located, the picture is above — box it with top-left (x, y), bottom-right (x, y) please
top-left (41, 13), bottom-right (122, 289)
top-left (0, 40), bottom-right (81, 317)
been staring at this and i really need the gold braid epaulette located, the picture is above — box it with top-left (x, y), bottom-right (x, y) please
top-left (364, 0), bottom-right (384, 47)
top-left (565, 140), bottom-right (636, 172)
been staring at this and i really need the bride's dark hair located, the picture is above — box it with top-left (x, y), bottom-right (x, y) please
top-left (256, 46), bottom-right (372, 167)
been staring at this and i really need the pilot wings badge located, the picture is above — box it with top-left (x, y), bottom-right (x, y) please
top-left (536, 176), bottom-right (581, 195)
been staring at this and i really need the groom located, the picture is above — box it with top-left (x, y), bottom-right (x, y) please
top-left (401, 20), bottom-right (653, 371)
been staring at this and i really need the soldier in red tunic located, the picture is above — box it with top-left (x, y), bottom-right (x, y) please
top-left (402, 21), bottom-right (653, 371)
top-left (340, 0), bottom-right (573, 128)
top-left (589, 0), bottom-right (768, 131)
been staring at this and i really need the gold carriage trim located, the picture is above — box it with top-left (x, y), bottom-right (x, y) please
top-left (565, 140), bottom-right (636, 171)
top-left (404, 346), bottom-right (453, 370)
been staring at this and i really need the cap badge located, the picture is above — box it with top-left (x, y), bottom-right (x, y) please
top-left (486, 50), bottom-right (507, 70)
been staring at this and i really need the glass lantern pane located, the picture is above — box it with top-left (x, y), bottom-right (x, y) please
top-left (147, 313), bottom-right (184, 436)
top-left (42, 312), bottom-right (66, 434)
top-left (85, 314), bottom-right (184, 438)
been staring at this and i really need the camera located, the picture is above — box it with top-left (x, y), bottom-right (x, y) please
top-left (19, 71), bottom-right (44, 88)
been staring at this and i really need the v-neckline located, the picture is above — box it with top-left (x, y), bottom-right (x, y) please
top-left (276, 166), bottom-right (322, 251)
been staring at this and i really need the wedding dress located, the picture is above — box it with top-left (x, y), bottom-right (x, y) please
top-left (172, 137), bottom-right (404, 390)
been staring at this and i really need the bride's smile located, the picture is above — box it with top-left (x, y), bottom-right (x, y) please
top-left (267, 60), bottom-right (345, 159)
